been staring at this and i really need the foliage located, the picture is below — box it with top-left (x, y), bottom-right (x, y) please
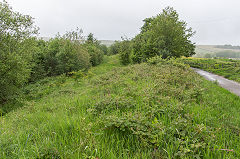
top-left (1, 55), bottom-right (240, 158)
top-left (30, 30), bottom-right (107, 82)
top-left (108, 41), bottom-right (121, 55)
top-left (54, 39), bottom-right (91, 74)
top-left (84, 33), bottom-right (104, 66)
top-left (0, 1), bottom-right (38, 104)
top-left (85, 44), bottom-right (104, 66)
top-left (29, 40), bottom-right (48, 82)
top-left (99, 44), bottom-right (108, 55)
top-left (118, 39), bottom-right (132, 65)
top-left (118, 7), bottom-right (196, 64)
top-left (180, 57), bottom-right (240, 82)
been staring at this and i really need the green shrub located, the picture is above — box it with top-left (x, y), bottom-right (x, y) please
top-left (56, 39), bottom-right (91, 74)
top-left (84, 33), bottom-right (104, 66)
top-left (29, 40), bottom-right (48, 82)
top-left (86, 45), bottom-right (104, 66)
top-left (99, 44), bottom-right (108, 55)
top-left (0, 1), bottom-right (38, 104)
top-left (121, 7), bottom-right (195, 64)
top-left (30, 30), bottom-right (92, 82)
top-left (108, 41), bottom-right (121, 55)
top-left (119, 40), bottom-right (132, 65)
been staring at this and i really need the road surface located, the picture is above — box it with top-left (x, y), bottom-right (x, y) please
top-left (192, 68), bottom-right (240, 97)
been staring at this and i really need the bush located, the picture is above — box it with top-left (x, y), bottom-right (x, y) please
top-left (30, 30), bottom-right (92, 82)
top-left (84, 33), bottom-right (104, 66)
top-left (118, 7), bottom-right (196, 65)
top-left (29, 40), bottom-right (48, 82)
top-left (98, 44), bottom-right (108, 55)
top-left (119, 40), bottom-right (132, 65)
top-left (55, 39), bottom-right (91, 74)
top-left (108, 41), bottom-right (121, 55)
top-left (86, 44), bottom-right (104, 66)
top-left (0, 1), bottom-right (38, 104)
top-left (133, 7), bottom-right (195, 60)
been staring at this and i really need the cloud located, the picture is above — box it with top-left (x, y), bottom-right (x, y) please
top-left (5, 0), bottom-right (240, 45)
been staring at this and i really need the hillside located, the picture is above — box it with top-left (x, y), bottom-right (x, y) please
top-left (1, 55), bottom-right (240, 158)
top-left (99, 40), bottom-right (115, 47)
top-left (195, 45), bottom-right (240, 58)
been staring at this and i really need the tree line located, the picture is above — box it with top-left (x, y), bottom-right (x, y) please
top-left (0, 1), bottom-right (106, 105)
top-left (0, 2), bottom-right (196, 106)
top-left (109, 7), bottom-right (196, 65)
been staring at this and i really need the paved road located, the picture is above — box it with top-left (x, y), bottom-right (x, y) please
top-left (192, 68), bottom-right (240, 97)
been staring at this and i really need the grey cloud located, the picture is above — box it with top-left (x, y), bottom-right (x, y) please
top-left (5, 0), bottom-right (240, 45)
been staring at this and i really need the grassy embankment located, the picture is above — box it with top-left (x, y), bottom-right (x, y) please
top-left (181, 57), bottom-right (240, 83)
top-left (1, 55), bottom-right (240, 158)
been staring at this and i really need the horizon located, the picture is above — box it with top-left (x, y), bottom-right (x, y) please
top-left (6, 0), bottom-right (240, 45)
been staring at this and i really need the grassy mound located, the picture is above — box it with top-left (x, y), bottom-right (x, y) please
top-left (1, 55), bottom-right (240, 158)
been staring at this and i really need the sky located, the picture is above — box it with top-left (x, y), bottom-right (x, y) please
top-left (4, 0), bottom-right (240, 45)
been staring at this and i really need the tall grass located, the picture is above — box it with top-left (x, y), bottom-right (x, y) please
top-left (1, 55), bottom-right (240, 158)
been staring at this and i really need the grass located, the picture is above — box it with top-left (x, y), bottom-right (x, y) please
top-left (1, 55), bottom-right (240, 158)
top-left (180, 57), bottom-right (240, 83)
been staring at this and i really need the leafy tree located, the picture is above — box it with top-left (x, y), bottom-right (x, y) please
top-left (84, 33), bottom-right (104, 66)
top-left (40, 30), bottom-right (91, 77)
top-left (118, 39), bottom-right (132, 65)
top-left (56, 39), bottom-right (91, 74)
top-left (129, 7), bottom-right (196, 64)
top-left (29, 40), bottom-right (48, 82)
top-left (99, 44), bottom-right (108, 55)
top-left (0, 1), bottom-right (38, 104)
top-left (108, 41), bottom-right (121, 55)
top-left (86, 33), bottom-right (99, 45)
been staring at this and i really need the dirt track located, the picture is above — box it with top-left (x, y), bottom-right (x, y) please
top-left (192, 68), bottom-right (240, 97)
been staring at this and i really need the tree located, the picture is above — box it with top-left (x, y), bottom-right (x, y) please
top-left (130, 7), bottom-right (195, 63)
top-left (84, 33), bottom-right (104, 66)
top-left (0, 1), bottom-right (38, 104)
top-left (108, 41), bottom-right (121, 55)
top-left (119, 39), bottom-right (132, 65)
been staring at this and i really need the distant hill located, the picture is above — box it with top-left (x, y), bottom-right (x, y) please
top-left (195, 45), bottom-right (240, 58)
top-left (99, 40), bottom-right (115, 47)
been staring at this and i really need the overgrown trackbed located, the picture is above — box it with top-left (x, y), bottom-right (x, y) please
top-left (193, 68), bottom-right (240, 97)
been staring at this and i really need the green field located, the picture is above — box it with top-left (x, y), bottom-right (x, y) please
top-left (1, 55), bottom-right (240, 158)
top-left (195, 45), bottom-right (240, 58)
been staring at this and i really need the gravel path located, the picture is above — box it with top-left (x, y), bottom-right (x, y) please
top-left (192, 68), bottom-right (240, 97)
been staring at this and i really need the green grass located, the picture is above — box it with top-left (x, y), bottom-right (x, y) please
top-left (180, 57), bottom-right (240, 83)
top-left (1, 55), bottom-right (240, 158)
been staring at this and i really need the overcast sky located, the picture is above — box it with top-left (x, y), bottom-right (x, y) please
top-left (4, 0), bottom-right (240, 45)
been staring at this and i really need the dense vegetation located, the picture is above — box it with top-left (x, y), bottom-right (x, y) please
top-left (0, 1), bottom-right (105, 109)
top-left (0, 1), bottom-right (38, 105)
top-left (1, 55), bottom-right (240, 158)
top-left (1, 1), bottom-right (240, 158)
top-left (181, 57), bottom-right (240, 82)
top-left (113, 7), bottom-right (196, 65)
